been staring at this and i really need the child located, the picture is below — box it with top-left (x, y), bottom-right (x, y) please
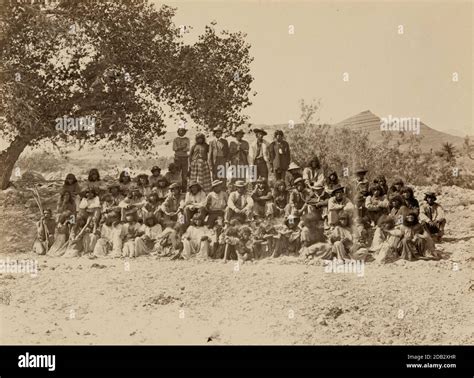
top-left (419, 192), bottom-right (446, 242)
top-left (350, 167), bottom-right (370, 218)
top-left (270, 180), bottom-right (289, 217)
top-left (78, 188), bottom-right (101, 226)
top-left (47, 212), bottom-right (71, 257)
top-left (63, 216), bottom-right (93, 257)
top-left (135, 215), bottom-right (163, 257)
top-left (251, 177), bottom-right (273, 218)
top-left (33, 209), bottom-right (56, 255)
top-left (235, 226), bottom-right (254, 262)
top-left (136, 173), bottom-right (152, 197)
top-left (327, 185), bottom-right (355, 226)
top-left (183, 181), bottom-right (206, 225)
top-left (204, 180), bottom-right (228, 227)
top-left (222, 220), bottom-right (242, 262)
top-left (122, 213), bottom-right (144, 258)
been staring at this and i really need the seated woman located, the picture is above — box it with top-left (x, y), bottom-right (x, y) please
top-left (419, 192), bottom-right (446, 242)
top-left (118, 170), bottom-right (133, 195)
top-left (400, 186), bottom-right (419, 214)
top-left (270, 180), bottom-right (289, 218)
top-left (365, 184), bottom-right (389, 226)
top-left (136, 173), bottom-right (152, 197)
top-left (149, 166), bottom-right (164, 187)
top-left (328, 212), bottom-right (369, 261)
top-left (251, 177), bottom-right (273, 218)
top-left (154, 220), bottom-right (181, 257)
top-left (302, 156), bottom-right (325, 188)
top-left (47, 212), bottom-right (71, 257)
top-left (370, 215), bottom-right (402, 264)
top-left (84, 168), bottom-right (106, 196)
top-left (183, 181), bottom-right (206, 226)
top-left (135, 215), bottom-right (163, 257)
top-left (78, 188), bottom-right (101, 227)
top-left (388, 195), bottom-right (411, 223)
top-left (122, 212), bottom-right (144, 258)
top-left (33, 209), bottom-right (56, 255)
top-left (62, 216), bottom-right (94, 257)
top-left (181, 213), bottom-right (212, 259)
top-left (92, 213), bottom-right (123, 258)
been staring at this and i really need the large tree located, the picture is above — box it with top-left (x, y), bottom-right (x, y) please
top-left (0, 0), bottom-right (255, 189)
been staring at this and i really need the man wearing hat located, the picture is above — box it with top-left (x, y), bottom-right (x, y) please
top-left (307, 182), bottom-right (330, 228)
top-left (160, 182), bottom-right (184, 222)
top-left (349, 167), bottom-right (369, 218)
top-left (204, 180), bottom-right (228, 227)
top-left (249, 128), bottom-right (270, 181)
top-left (285, 162), bottom-right (302, 189)
top-left (208, 127), bottom-right (230, 182)
top-left (327, 184), bottom-right (355, 226)
top-left (419, 192), bottom-right (446, 241)
top-left (229, 128), bottom-right (249, 168)
top-left (268, 130), bottom-right (291, 181)
top-left (172, 127), bottom-right (190, 190)
top-left (225, 180), bottom-right (254, 223)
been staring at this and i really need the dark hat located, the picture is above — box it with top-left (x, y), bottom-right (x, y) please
top-left (188, 181), bottom-right (201, 189)
top-left (424, 191), bottom-right (437, 200)
top-left (253, 128), bottom-right (267, 136)
top-left (234, 128), bottom-right (245, 135)
top-left (355, 167), bottom-right (368, 174)
top-left (331, 184), bottom-right (345, 194)
top-left (151, 166), bottom-right (161, 173)
top-left (212, 127), bottom-right (223, 133)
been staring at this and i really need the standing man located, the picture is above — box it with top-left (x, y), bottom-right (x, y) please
top-left (172, 127), bottom-right (190, 190)
top-left (249, 128), bottom-right (270, 181)
top-left (268, 130), bottom-right (291, 181)
top-left (208, 127), bottom-right (230, 183)
top-left (229, 129), bottom-right (250, 181)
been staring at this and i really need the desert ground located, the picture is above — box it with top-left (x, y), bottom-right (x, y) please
top-left (1, 178), bottom-right (473, 345)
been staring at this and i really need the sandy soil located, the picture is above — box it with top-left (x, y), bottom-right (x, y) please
top-left (0, 185), bottom-right (473, 345)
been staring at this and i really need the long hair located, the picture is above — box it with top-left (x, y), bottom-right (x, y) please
top-left (119, 170), bottom-right (131, 183)
top-left (64, 173), bottom-right (77, 185)
top-left (88, 168), bottom-right (100, 182)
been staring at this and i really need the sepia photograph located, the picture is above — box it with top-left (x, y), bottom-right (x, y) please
top-left (0, 0), bottom-right (472, 375)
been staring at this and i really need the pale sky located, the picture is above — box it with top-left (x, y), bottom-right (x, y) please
top-left (155, 0), bottom-right (473, 137)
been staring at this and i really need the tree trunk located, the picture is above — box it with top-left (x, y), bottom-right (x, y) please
top-left (0, 136), bottom-right (29, 190)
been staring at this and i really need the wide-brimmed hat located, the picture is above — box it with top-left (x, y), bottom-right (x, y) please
top-left (234, 128), bottom-right (245, 136)
top-left (424, 191), bottom-right (437, 200)
top-left (169, 183), bottom-right (181, 190)
top-left (188, 181), bottom-right (201, 189)
top-left (288, 162), bottom-right (300, 171)
top-left (234, 180), bottom-right (247, 188)
top-left (331, 184), bottom-right (345, 194)
top-left (211, 180), bottom-right (223, 188)
top-left (310, 182), bottom-right (324, 190)
top-left (293, 177), bottom-right (305, 186)
top-left (151, 166), bottom-right (161, 173)
top-left (253, 128), bottom-right (267, 136)
top-left (212, 127), bottom-right (223, 134)
top-left (355, 167), bottom-right (368, 174)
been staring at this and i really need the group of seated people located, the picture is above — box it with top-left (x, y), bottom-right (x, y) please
top-left (33, 162), bottom-right (447, 264)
